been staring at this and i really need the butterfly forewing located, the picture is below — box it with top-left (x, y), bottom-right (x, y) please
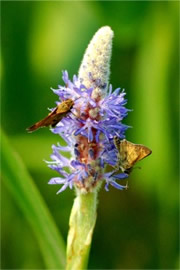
top-left (114, 137), bottom-right (152, 173)
top-left (27, 99), bottom-right (74, 132)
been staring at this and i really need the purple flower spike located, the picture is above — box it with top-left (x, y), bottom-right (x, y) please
top-left (47, 26), bottom-right (130, 194)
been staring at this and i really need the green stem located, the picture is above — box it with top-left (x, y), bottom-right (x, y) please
top-left (66, 191), bottom-right (97, 270)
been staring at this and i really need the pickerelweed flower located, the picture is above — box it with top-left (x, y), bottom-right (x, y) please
top-left (47, 26), bottom-right (129, 194)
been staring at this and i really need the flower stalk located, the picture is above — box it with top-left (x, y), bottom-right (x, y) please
top-left (66, 26), bottom-right (113, 269)
top-left (66, 191), bottom-right (97, 270)
top-left (46, 26), bottom-right (129, 269)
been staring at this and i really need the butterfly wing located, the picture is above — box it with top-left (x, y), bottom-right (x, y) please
top-left (114, 137), bottom-right (152, 173)
top-left (56, 99), bottom-right (74, 114)
top-left (120, 140), bottom-right (152, 170)
top-left (51, 99), bottom-right (74, 127)
top-left (27, 99), bottom-right (74, 132)
top-left (27, 107), bottom-right (59, 132)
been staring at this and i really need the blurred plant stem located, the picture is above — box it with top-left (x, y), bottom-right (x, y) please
top-left (66, 191), bottom-right (97, 270)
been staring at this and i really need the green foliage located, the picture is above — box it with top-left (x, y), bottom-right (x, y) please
top-left (1, 129), bottom-right (66, 269)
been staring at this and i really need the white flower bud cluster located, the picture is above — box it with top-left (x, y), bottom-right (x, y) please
top-left (78, 26), bottom-right (114, 95)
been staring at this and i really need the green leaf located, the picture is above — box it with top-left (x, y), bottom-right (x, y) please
top-left (1, 129), bottom-right (66, 269)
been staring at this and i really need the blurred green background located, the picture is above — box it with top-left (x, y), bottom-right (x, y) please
top-left (1, 1), bottom-right (179, 269)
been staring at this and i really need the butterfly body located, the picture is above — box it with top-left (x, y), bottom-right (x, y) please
top-left (114, 137), bottom-right (152, 174)
top-left (27, 99), bottom-right (74, 132)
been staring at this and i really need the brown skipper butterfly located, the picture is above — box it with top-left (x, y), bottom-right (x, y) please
top-left (113, 136), bottom-right (152, 174)
top-left (27, 99), bottom-right (74, 132)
